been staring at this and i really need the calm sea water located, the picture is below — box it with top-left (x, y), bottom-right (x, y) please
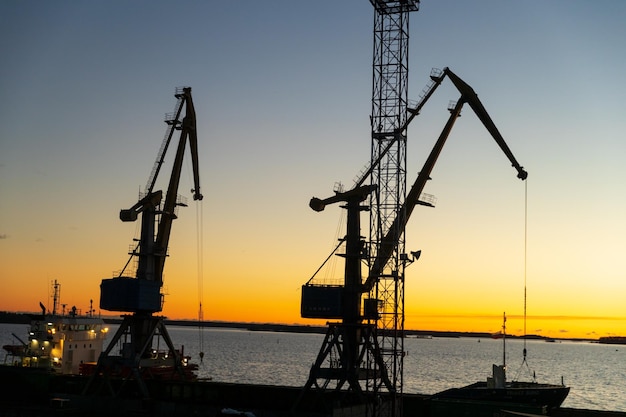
top-left (2, 323), bottom-right (624, 412)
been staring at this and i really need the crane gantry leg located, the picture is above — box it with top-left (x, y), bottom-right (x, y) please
top-left (294, 189), bottom-right (393, 415)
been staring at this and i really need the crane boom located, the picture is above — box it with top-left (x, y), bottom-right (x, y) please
top-left (364, 69), bottom-right (527, 292)
top-left (144, 93), bottom-right (187, 196)
top-left (364, 99), bottom-right (464, 291)
top-left (444, 68), bottom-right (527, 180)
top-left (353, 70), bottom-right (445, 190)
top-left (101, 86), bottom-right (202, 312)
top-left (154, 87), bottom-right (202, 284)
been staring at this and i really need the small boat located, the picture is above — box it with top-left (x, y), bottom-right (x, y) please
top-left (2, 280), bottom-right (108, 375)
top-left (432, 313), bottom-right (570, 410)
top-left (432, 365), bottom-right (570, 410)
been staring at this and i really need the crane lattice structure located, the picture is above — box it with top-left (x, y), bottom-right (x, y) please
top-left (295, 3), bottom-right (530, 413)
top-left (295, 8), bottom-right (530, 415)
top-left (366, 2), bottom-right (419, 416)
top-left (83, 87), bottom-right (202, 398)
top-left (295, 3), bottom-right (419, 417)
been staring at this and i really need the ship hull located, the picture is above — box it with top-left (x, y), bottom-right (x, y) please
top-left (433, 381), bottom-right (570, 410)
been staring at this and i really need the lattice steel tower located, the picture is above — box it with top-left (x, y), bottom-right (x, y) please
top-left (367, 1), bottom-right (419, 415)
top-left (295, 3), bottom-right (419, 417)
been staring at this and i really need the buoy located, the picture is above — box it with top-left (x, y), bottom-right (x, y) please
top-left (199, 351), bottom-right (204, 362)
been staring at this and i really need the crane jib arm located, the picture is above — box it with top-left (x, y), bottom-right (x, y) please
top-left (155, 87), bottom-right (202, 284)
top-left (101, 87), bottom-right (203, 314)
top-left (364, 99), bottom-right (464, 292)
top-left (364, 70), bottom-right (527, 292)
top-left (443, 68), bottom-right (527, 180)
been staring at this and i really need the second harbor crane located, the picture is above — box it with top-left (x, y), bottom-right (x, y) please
top-left (84, 87), bottom-right (202, 397)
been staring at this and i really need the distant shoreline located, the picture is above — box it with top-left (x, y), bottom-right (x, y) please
top-left (0, 311), bottom-right (603, 343)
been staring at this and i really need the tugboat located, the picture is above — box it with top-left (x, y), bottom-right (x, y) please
top-left (2, 280), bottom-right (108, 375)
top-left (432, 313), bottom-right (570, 412)
top-left (432, 364), bottom-right (570, 411)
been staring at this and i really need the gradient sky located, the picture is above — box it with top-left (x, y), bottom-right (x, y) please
top-left (1, 1), bottom-right (625, 339)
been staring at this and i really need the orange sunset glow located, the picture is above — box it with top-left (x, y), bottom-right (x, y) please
top-left (1, 2), bottom-right (625, 344)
